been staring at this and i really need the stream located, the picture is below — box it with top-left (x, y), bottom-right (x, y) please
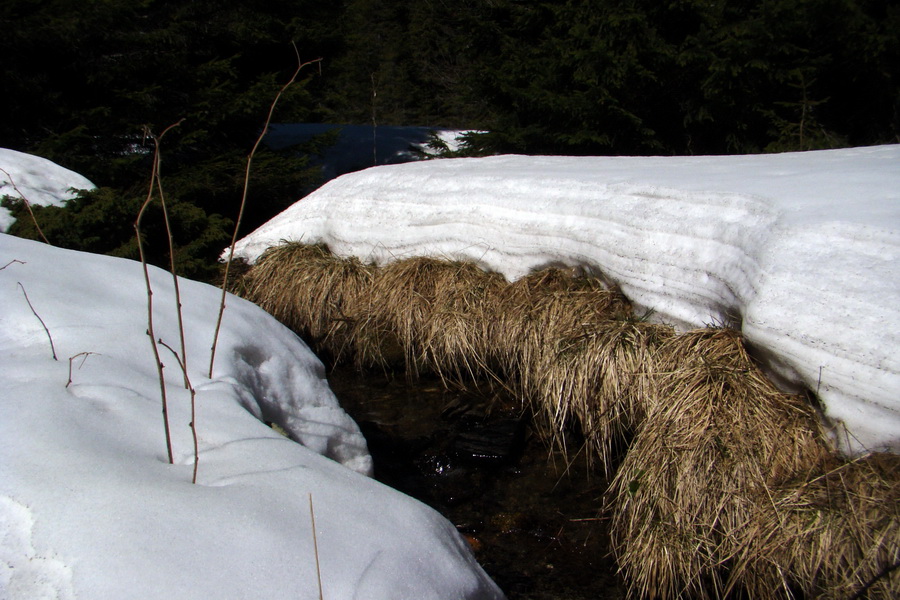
top-left (327, 365), bottom-right (628, 599)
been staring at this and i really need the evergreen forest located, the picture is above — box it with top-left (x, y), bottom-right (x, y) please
top-left (2, 0), bottom-right (898, 280)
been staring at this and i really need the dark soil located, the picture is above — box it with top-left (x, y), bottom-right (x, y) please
top-left (327, 366), bottom-right (628, 600)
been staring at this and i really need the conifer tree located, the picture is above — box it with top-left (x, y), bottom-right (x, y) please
top-left (0, 0), bottom-right (328, 280)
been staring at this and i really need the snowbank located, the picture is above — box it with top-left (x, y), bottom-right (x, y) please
top-left (0, 148), bottom-right (95, 232)
top-left (232, 146), bottom-right (900, 455)
top-left (0, 233), bottom-right (503, 600)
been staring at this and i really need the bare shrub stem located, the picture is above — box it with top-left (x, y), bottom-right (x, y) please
top-left (145, 122), bottom-right (190, 389)
top-left (17, 281), bottom-right (57, 360)
top-left (1, 259), bottom-right (25, 270)
top-left (309, 493), bottom-right (324, 600)
top-left (0, 167), bottom-right (50, 244)
top-left (160, 339), bottom-right (199, 484)
top-left (135, 120), bottom-right (182, 465)
top-left (209, 46), bottom-right (322, 378)
top-left (66, 351), bottom-right (99, 387)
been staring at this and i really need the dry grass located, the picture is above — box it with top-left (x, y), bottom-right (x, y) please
top-left (477, 270), bottom-right (640, 460)
top-left (762, 453), bottom-right (900, 599)
top-left (232, 243), bottom-right (899, 599)
top-left (532, 319), bottom-right (673, 472)
top-left (484, 268), bottom-right (631, 386)
top-left (365, 257), bottom-right (504, 379)
top-left (237, 243), bottom-right (375, 363)
top-left (606, 329), bottom-right (834, 598)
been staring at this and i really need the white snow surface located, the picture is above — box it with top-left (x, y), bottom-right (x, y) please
top-left (0, 233), bottom-right (503, 599)
top-left (233, 145), bottom-right (900, 456)
top-left (0, 148), bottom-right (95, 232)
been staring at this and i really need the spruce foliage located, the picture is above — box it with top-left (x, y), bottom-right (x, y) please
top-left (1, 0), bottom-right (897, 277)
top-left (456, 0), bottom-right (899, 155)
top-left (0, 0), bottom-right (328, 280)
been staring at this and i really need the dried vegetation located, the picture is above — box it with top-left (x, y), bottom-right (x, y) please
top-left (233, 242), bottom-right (899, 599)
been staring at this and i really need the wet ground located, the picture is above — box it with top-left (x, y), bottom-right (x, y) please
top-left (327, 366), bottom-right (628, 599)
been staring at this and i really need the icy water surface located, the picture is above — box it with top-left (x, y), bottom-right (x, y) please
top-left (328, 366), bottom-right (627, 599)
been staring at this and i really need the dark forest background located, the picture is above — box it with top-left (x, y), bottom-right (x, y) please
top-left (2, 0), bottom-right (898, 280)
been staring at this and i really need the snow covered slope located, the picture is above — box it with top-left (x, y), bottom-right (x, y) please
top-left (232, 145), bottom-right (900, 456)
top-left (0, 148), bottom-right (95, 232)
top-left (0, 233), bottom-right (503, 600)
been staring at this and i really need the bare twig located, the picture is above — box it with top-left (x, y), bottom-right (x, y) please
top-left (371, 72), bottom-right (378, 166)
top-left (66, 351), bottom-right (99, 387)
top-left (0, 166), bottom-right (51, 244)
top-left (209, 46), bottom-right (323, 378)
top-left (159, 339), bottom-right (199, 484)
top-left (143, 120), bottom-right (190, 389)
top-left (135, 120), bottom-right (183, 465)
top-left (17, 282), bottom-right (57, 360)
top-left (309, 493), bottom-right (324, 600)
top-left (1, 259), bottom-right (25, 270)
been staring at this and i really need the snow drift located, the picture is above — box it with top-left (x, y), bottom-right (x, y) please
top-left (0, 233), bottom-right (503, 600)
top-left (232, 145), bottom-right (900, 455)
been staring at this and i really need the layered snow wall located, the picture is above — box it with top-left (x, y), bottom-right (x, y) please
top-left (233, 146), bottom-right (900, 455)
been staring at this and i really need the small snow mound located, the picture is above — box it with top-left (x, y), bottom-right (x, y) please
top-left (0, 148), bottom-right (95, 233)
top-left (229, 343), bottom-right (373, 475)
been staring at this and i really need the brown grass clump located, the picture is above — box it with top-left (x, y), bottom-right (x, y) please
top-left (760, 453), bottom-right (900, 599)
top-left (236, 243), bottom-right (375, 362)
top-left (529, 318), bottom-right (673, 471)
top-left (364, 257), bottom-right (505, 379)
top-left (606, 329), bottom-right (831, 599)
top-left (484, 269), bottom-right (630, 385)
top-left (418, 261), bottom-right (507, 385)
top-left (479, 269), bottom-right (649, 465)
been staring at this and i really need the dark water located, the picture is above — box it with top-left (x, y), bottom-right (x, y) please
top-left (265, 123), bottom-right (445, 181)
top-left (327, 366), bottom-right (628, 599)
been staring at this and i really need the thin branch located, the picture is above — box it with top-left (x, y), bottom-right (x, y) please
top-left (143, 120), bottom-right (190, 389)
top-left (135, 120), bottom-right (183, 465)
top-left (66, 352), bottom-right (99, 387)
top-left (371, 72), bottom-right (378, 166)
top-left (848, 560), bottom-right (900, 600)
top-left (1, 259), bottom-right (25, 270)
top-left (17, 282), bottom-right (57, 360)
top-left (0, 167), bottom-right (51, 244)
top-left (209, 46), bottom-right (323, 378)
top-left (160, 339), bottom-right (199, 484)
top-left (309, 493), bottom-right (324, 600)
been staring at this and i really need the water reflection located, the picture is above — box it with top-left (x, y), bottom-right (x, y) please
top-left (328, 366), bottom-right (627, 599)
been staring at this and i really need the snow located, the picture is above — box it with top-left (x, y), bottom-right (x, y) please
top-left (0, 149), bottom-right (95, 232)
top-left (232, 145), bottom-right (900, 456)
top-left (0, 230), bottom-right (503, 598)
